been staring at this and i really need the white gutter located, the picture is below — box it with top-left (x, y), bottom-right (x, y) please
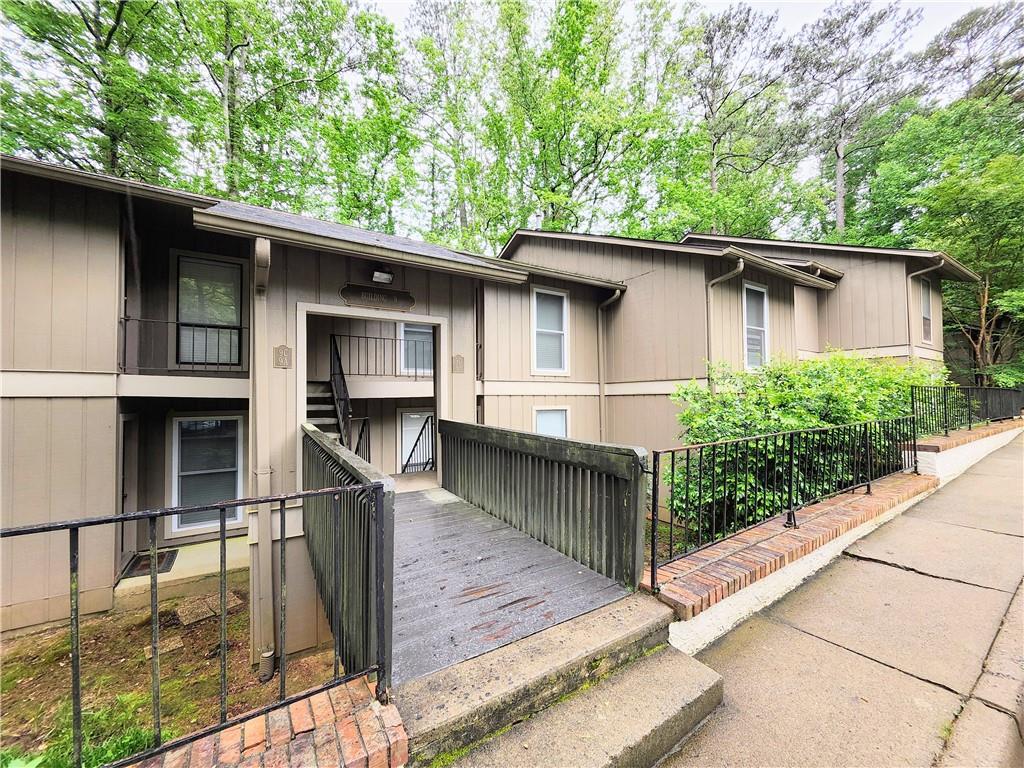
top-left (906, 259), bottom-right (944, 360)
top-left (597, 289), bottom-right (624, 439)
top-left (706, 258), bottom-right (745, 378)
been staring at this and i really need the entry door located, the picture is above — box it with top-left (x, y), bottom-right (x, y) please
top-left (400, 410), bottom-right (434, 473)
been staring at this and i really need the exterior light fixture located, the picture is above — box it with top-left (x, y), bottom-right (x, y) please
top-left (372, 267), bottom-right (394, 285)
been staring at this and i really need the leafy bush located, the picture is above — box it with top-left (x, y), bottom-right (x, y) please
top-left (671, 352), bottom-right (948, 445)
top-left (656, 354), bottom-right (946, 555)
top-left (0, 694), bottom-right (159, 768)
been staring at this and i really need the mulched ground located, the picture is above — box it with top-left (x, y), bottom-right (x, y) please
top-left (0, 571), bottom-right (335, 754)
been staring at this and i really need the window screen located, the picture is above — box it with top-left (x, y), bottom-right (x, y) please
top-left (535, 409), bottom-right (568, 438)
top-left (178, 257), bottom-right (242, 365)
top-left (744, 285), bottom-right (768, 369)
top-left (175, 418), bottom-right (241, 529)
top-left (534, 290), bottom-right (566, 371)
top-left (401, 323), bottom-right (434, 373)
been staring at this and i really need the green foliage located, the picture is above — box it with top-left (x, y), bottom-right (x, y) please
top-left (0, 694), bottom-right (160, 768)
top-left (671, 352), bottom-right (947, 445)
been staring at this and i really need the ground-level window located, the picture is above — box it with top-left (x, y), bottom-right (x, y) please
top-left (743, 282), bottom-right (769, 369)
top-left (399, 322), bottom-right (434, 374)
top-left (177, 255), bottom-right (242, 365)
top-left (921, 278), bottom-right (932, 343)
top-left (532, 287), bottom-right (569, 374)
top-left (172, 417), bottom-right (243, 531)
top-left (535, 408), bottom-right (568, 438)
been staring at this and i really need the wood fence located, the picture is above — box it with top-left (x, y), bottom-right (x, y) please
top-left (438, 419), bottom-right (648, 588)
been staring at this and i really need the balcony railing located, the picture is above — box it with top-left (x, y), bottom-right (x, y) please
top-left (120, 317), bottom-right (249, 375)
top-left (332, 334), bottom-right (433, 380)
top-left (0, 478), bottom-right (389, 768)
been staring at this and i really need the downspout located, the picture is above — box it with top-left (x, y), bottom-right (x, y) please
top-left (251, 236), bottom-right (276, 676)
top-left (706, 257), bottom-right (744, 389)
top-left (597, 289), bottom-right (623, 441)
top-left (906, 260), bottom-right (944, 360)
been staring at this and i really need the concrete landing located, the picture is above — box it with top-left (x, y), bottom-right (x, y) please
top-left (455, 647), bottom-right (722, 768)
top-left (396, 593), bottom-right (673, 765)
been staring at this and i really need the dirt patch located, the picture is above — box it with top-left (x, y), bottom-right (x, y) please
top-left (0, 571), bottom-right (335, 754)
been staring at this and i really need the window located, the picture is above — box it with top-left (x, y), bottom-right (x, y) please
top-left (172, 417), bottom-right (243, 531)
top-left (535, 408), bottom-right (568, 438)
top-left (399, 323), bottom-right (434, 374)
top-left (178, 256), bottom-right (242, 365)
top-left (533, 287), bottom-right (569, 374)
top-left (743, 282), bottom-right (769, 369)
top-left (921, 278), bottom-right (932, 343)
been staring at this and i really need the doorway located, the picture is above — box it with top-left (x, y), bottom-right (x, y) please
top-left (398, 409), bottom-right (435, 473)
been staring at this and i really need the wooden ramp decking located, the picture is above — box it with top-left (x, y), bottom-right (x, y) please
top-left (392, 488), bottom-right (629, 684)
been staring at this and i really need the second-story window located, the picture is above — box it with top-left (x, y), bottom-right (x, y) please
top-left (533, 287), bottom-right (569, 374)
top-left (399, 322), bottom-right (434, 374)
top-left (178, 256), bottom-right (242, 365)
top-left (743, 282), bottom-right (769, 370)
top-left (921, 278), bottom-right (933, 343)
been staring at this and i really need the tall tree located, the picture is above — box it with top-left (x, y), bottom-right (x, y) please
top-left (851, 98), bottom-right (1024, 384)
top-left (793, 0), bottom-right (921, 233)
top-left (1, 0), bottom-right (189, 180)
top-left (917, 1), bottom-right (1024, 101)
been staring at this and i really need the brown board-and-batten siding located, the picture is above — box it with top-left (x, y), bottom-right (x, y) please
top-left (706, 260), bottom-right (797, 369)
top-left (506, 237), bottom-right (709, 383)
top-left (1, 172), bottom-right (122, 629)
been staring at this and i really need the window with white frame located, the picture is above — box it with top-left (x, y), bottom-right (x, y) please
top-left (921, 278), bottom-right (933, 343)
top-left (172, 417), bottom-right (243, 531)
top-left (399, 322), bottom-right (434, 374)
top-left (535, 408), bottom-right (568, 438)
top-left (743, 282), bottom-right (769, 369)
top-left (177, 255), bottom-right (242, 365)
top-left (533, 287), bottom-right (569, 374)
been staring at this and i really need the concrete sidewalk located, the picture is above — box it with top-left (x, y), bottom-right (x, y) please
top-left (665, 435), bottom-right (1024, 768)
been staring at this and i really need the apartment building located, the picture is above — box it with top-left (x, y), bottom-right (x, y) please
top-left (0, 155), bottom-right (977, 632)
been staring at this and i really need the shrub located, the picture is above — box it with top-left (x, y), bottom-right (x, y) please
top-left (671, 352), bottom-right (948, 445)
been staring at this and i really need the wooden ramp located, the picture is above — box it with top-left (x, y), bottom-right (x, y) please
top-left (392, 488), bottom-right (629, 684)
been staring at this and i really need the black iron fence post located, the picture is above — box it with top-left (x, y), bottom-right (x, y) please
top-left (865, 423), bottom-right (874, 494)
top-left (650, 451), bottom-right (660, 593)
top-left (69, 528), bottom-right (83, 768)
top-left (942, 386), bottom-right (950, 436)
top-left (785, 432), bottom-right (795, 526)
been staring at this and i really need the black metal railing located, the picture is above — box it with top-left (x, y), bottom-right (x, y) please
top-left (330, 334), bottom-right (354, 448)
top-left (349, 416), bottom-right (371, 464)
top-left (332, 333), bottom-right (434, 380)
top-left (401, 415), bottom-right (436, 473)
top-left (912, 385), bottom-right (1024, 437)
top-left (120, 317), bottom-right (249, 374)
top-left (0, 479), bottom-right (389, 768)
top-left (301, 424), bottom-right (393, 695)
top-left (649, 416), bottom-right (917, 591)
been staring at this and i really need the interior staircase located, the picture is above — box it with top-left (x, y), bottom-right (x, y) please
top-left (306, 380), bottom-right (340, 440)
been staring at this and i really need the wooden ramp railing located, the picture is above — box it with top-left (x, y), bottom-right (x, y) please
top-left (438, 420), bottom-right (648, 588)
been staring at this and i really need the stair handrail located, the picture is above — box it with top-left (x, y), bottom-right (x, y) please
top-left (350, 417), bottom-right (371, 463)
top-left (401, 415), bottom-right (435, 473)
top-left (329, 334), bottom-right (353, 447)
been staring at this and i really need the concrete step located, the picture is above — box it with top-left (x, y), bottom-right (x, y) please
top-left (395, 594), bottom-right (676, 765)
top-left (307, 380), bottom-right (331, 394)
top-left (306, 403), bottom-right (335, 412)
top-left (455, 647), bottom-right (722, 768)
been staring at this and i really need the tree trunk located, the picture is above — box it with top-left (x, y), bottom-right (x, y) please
top-left (834, 135), bottom-right (847, 233)
top-left (708, 144), bottom-right (719, 234)
top-left (223, 3), bottom-right (239, 197)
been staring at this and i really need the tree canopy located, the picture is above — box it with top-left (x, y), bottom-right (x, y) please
top-left (3, 0), bottom-right (1023, 381)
